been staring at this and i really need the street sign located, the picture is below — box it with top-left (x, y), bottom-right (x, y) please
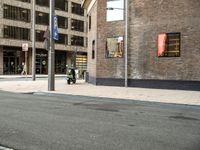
top-left (22, 43), bottom-right (28, 51)
top-left (53, 15), bottom-right (59, 41)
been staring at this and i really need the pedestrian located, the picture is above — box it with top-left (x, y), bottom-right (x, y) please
top-left (21, 62), bottom-right (27, 76)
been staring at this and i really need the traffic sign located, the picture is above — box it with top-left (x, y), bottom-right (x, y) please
top-left (22, 43), bottom-right (28, 51)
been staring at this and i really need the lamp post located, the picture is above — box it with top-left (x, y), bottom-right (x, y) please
top-left (125, 0), bottom-right (128, 87)
top-left (48, 0), bottom-right (55, 91)
top-left (32, 0), bottom-right (36, 81)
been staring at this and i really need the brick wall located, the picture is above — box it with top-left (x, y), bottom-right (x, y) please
top-left (87, 1), bottom-right (98, 84)
top-left (128, 0), bottom-right (200, 81)
top-left (93, 0), bottom-right (200, 81)
top-left (96, 0), bottom-right (125, 79)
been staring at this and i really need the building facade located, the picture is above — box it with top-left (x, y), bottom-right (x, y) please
top-left (82, 0), bottom-right (200, 90)
top-left (0, 0), bottom-right (87, 76)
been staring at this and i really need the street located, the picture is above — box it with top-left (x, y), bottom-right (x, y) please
top-left (0, 90), bottom-right (200, 150)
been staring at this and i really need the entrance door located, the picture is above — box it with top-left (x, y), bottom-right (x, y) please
top-left (36, 58), bottom-right (47, 74)
top-left (3, 56), bottom-right (19, 74)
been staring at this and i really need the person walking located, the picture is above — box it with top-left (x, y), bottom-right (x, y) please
top-left (21, 62), bottom-right (27, 76)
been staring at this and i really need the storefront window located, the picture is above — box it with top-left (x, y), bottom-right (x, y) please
top-left (106, 0), bottom-right (124, 22)
top-left (106, 36), bottom-right (124, 58)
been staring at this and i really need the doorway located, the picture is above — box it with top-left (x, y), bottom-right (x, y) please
top-left (3, 51), bottom-right (20, 74)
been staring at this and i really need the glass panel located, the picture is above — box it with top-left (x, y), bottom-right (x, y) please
top-left (106, 0), bottom-right (124, 22)
top-left (106, 36), bottom-right (124, 58)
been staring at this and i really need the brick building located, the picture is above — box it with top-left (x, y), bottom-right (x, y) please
top-left (82, 0), bottom-right (200, 90)
top-left (0, 0), bottom-right (87, 75)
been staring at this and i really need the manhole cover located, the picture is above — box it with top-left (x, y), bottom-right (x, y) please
top-left (0, 146), bottom-right (14, 150)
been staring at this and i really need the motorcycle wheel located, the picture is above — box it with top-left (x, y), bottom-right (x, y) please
top-left (67, 80), bottom-right (70, 84)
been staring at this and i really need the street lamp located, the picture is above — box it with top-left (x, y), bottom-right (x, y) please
top-left (48, 0), bottom-right (55, 91)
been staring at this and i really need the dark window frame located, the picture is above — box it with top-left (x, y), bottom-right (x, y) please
top-left (106, 36), bottom-right (124, 58)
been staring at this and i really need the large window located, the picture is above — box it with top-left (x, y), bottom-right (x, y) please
top-left (55, 0), bottom-right (68, 11)
top-left (71, 35), bottom-right (84, 46)
top-left (55, 34), bottom-right (68, 45)
top-left (36, 0), bottom-right (49, 7)
top-left (4, 25), bottom-right (30, 40)
top-left (106, 36), bottom-right (124, 58)
top-left (106, 0), bottom-right (124, 22)
top-left (3, 5), bottom-right (30, 22)
top-left (71, 2), bottom-right (84, 16)
top-left (71, 19), bottom-right (84, 32)
top-left (36, 30), bottom-right (45, 42)
top-left (76, 54), bottom-right (87, 71)
top-left (36, 11), bottom-right (49, 25)
top-left (58, 16), bottom-right (68, 29)
top-left (157, 33), bottom-right (181, 57)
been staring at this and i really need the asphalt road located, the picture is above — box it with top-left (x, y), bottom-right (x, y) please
top-left (0, 90), bottom-right (200, 150)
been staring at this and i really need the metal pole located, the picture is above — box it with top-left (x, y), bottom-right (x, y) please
top-left (32, 0), bottom-right (36, 81)
top-left (48, 0), bottom-right (55, 91)
top-left (125, 0), bottom-right (128, 87)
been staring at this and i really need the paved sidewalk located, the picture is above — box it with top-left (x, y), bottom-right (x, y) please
top-left (0, 76), bottom-right (200, 106)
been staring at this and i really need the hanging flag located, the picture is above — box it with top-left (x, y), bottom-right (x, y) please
top-left (43, 26), bottom-right (50, 50)
top-left (53, 15), bottom-right (59, 41)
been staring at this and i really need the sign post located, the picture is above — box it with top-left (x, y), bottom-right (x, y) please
top-left (48, 0), bottom-right (55, 91)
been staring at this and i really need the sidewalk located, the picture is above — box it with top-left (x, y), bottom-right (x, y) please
top-left (0, 76), bottom-right (200, 106)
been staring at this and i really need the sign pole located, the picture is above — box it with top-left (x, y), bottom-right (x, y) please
top-left (125, 0), bottom-right (128, 87)
top-left (32, 0), bottom-right (36, 81)
top-left (48, 0), bottom-right (55, 91)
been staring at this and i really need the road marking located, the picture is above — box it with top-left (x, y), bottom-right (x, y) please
top-left (0, 146), bottom-right (14, 150)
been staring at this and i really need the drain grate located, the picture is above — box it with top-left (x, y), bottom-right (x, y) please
top-left (0, 146), bottom-right (14, 150)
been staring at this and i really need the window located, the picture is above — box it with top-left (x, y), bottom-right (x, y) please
top-left (76, 54), bottom-right (87, 71)
top-left (36, 11), bottom-right (49, 25)
top-left (4, 25), bottom-right (30, 40)
top-left (157, 33), bottom-right (181, 57)
top-left (92, 40), bottom-right (95, 59)
top-left (58, 16), bottom-right (68, 29)
top-left (106, 0), bottom-right (124, 22)
top-left (71, 2), bottom-right (84, 16)
top-left (55, 0), bottom-right (68, 11)
top-left (89, 15), bottom-right (91, 30)
top-left (71, 35), bottom-right (84, 46)
top-left (55, 34), bottom-right (68, 45)
top-left (71, 19), bottom-right (84, 32)
top-left (3, 5), bottom-right (30, 22)
top-left (106, 36), bottom-right (124, 58)
top-left (36, 0), bottom-right (49, 7)
top-left (36, 30), bottom-right (45, 42)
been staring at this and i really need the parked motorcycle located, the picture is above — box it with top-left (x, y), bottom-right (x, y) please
top-left (66, 68), bottom-right (76, 84)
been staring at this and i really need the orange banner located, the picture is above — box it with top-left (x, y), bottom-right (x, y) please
top-left (157, 33), bottom-right (167, 57)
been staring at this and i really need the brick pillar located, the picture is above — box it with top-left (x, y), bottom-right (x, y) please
top-left (0, 46), bottom-right (3, 75)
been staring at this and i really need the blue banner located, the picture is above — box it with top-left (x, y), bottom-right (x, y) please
top-left (53, 15), bottom-right (59, 41)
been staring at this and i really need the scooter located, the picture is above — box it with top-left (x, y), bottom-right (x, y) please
top-left (66, 68), bottom-right (76, 84)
